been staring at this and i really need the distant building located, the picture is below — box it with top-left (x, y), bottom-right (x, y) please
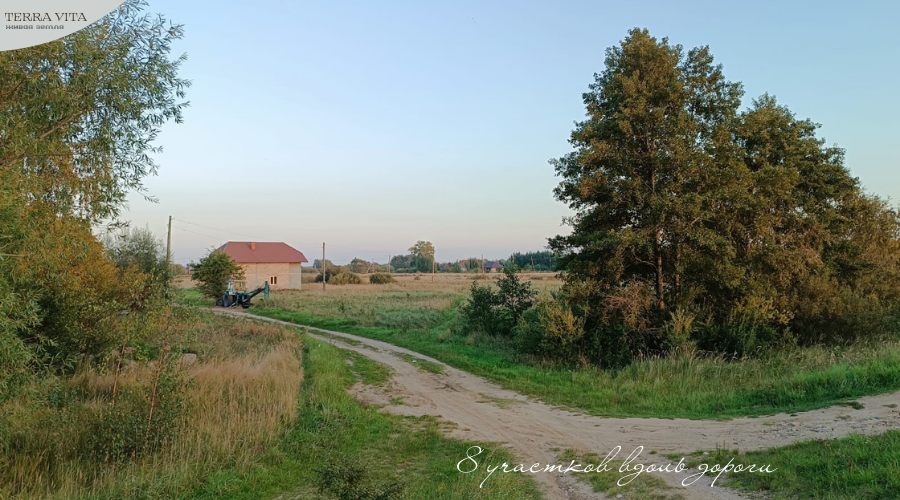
top-left (482, 261), bottom-right (504, 273)
top-left (219, 241), bottom-right (308, 290)
top-left (458, 260), bottom-right (469, 272)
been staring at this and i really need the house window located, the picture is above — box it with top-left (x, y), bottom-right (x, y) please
top-left (269, 276), bottom-right (278, 285)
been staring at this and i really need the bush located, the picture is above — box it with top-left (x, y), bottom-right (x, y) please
top-left (694, 317), bottom-right (786, 358)
top-left (369, 273), bottom-right (395, 284)
top-left (314, 268), bottom-right (336, 283)
top-left (515, 296), bottom-right (585, 363)
top-left (459, 282), bottom-right (500, 335)
top-left (316, 453), bottom-right (404, 500)
top-left (88, 363), bottom-right (186, 463)
top-left (459, 268), bottom-right (536, 337)
top-left (104, 226), bottom-right (173, 291)
top-left (191, 250), bottom-right (244, 299)
top-left (329, 273), bottom-right (362, 285)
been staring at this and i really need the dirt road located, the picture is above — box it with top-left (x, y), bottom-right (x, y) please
top-left (215, 309), bottom-right (900, 500)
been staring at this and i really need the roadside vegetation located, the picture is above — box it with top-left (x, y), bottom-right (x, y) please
top-left (716, 432), bottom-right (900, 499)
top-left (203, 282), bottom-right (900, 420)
top-left (197, 337), bottom-right (541, 500)
top-left (0, 308), bottom-right (302, 499)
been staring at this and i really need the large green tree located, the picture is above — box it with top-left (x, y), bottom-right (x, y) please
top-left (0, 1), bottom-right (189, 366)
top-left (551, 29), bottom-right (900, 356)
top-left (408, 240), bottom-right (435, 273)
top-left (0, 0), bottom-right (189, 224)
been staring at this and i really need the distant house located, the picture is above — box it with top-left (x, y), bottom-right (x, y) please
top-left (458, 260), bottom-right (469, 272)
top-left (482, 261), bottom-right (504, 273)
top-left (219, 241), bottom-right (308, 290)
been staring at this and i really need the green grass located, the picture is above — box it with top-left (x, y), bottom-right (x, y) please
top-left (393, 352), bottom-right (444, 374)
top-left (725, 432), bottom-right (900, 499)
top-left (185, 337), bottom-right (542, 500)
top-left (248, 303), bottom-right (900, 420)
top-left (178, 289), bottom-right (900, 420)
top-left (345, 350), bottom-right (393, 385)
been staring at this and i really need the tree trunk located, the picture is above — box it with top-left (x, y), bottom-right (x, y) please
top-left (655, 228), bottom-right (666, 310)
top-left (650, 167), bottom-right (666, 311)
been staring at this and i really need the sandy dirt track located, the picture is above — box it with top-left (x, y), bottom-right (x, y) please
top-left (215, 309), bottom-right (900, 500)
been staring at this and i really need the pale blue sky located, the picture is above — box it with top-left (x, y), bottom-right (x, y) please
top-left (124, 0), bottom-right (900, 265)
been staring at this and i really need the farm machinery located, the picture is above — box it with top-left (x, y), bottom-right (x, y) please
top-left (215, 280), bottom-right (269, 308)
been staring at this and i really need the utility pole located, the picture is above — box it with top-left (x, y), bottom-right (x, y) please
top-left (388, 255), bottom-right (392, 273)
top-left (166, 216), bottom-right (172, 267)
top-left (481, 253), bottom-right (484, 274)
top-left (531, 256), bottom-right (535, 273)
top-left (322, 242), bottom-right (326, 292)
top-left (432, 251), bottom-right (435, 283)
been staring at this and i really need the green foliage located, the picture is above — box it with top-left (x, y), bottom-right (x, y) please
top-left (550, 28), bottom-right (900, 359)
top-left (89, 363), bottom-right (186, 463)
top-left (0, 328), bottom-right (35, 403)
top-left (348, 258), bottom-right (372, 274)
top-left (0, 0), bottom-right (188, 374)
top-left (506, 251), bottom-right (558, 271)
top-left (0, 0), bottom-right (189, 224)
top-left (460, 267), bottom-right (536, 337)
top-left (369, 273), bottom-right (396, 284)
top-left (255, 305), bottom-right (900, 420)
top-left (312, 258), bottom-right (334, 270)
top-left (515, 295), bottom-right (585, 363)
top-left (314, 268), bottom-right (337, 283)
top-left (315, 453), bottom-right (404, 500)
top-left (407, 241), bottom-right (435, 273)
top-left (329, 273), bottom-right (362, 285)
top-left (191, 250), bottom-right (244, 299)
top-left (15, 212), bottom-right (152, 362)
top-left (727, 431), bottom-right (900, 499)
top-left (104, 226), bottom-right (173, 292)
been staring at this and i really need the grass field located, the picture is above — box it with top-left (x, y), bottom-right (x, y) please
top-left (0, 306), bottom-right (541, 500)
top-left (722, 432), bottom-right (900, 499)
top-left (179, 273), bottom-right (900, 420)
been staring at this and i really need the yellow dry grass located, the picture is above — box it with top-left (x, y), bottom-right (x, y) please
top-left (0, 313), bottom-right (303, 500)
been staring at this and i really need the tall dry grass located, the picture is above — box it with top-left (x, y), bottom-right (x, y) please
top-left (0, 312), bottom-right (303, 500)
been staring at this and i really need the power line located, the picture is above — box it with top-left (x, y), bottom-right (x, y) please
top-left (173, 218), bottom-right (262, 240)
top-left (174, 226), bottom-right (227, 242)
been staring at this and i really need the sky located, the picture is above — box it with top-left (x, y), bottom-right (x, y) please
top-left (122, 0), bottom-right (900, 265)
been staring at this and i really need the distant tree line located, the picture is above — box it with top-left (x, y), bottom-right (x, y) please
top-left (503, 251), bottom-right (559, 272)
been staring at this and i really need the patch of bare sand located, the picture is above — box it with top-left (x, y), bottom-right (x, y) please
top-left (216, 309), bottom-right (900, 500)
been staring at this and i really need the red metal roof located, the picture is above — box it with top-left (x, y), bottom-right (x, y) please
top-left (218, 242), bottom-right (309, 264)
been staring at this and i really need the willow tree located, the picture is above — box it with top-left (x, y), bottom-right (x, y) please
top-left (0, 0), bottom-right (190, 223)
top-left (550, 29), bottom-right (900, 357)
top-left (0, 0), bottom-right (190, 364)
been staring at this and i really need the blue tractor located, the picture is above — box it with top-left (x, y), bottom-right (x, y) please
top-left (215, 280), bottom-right (269, 308)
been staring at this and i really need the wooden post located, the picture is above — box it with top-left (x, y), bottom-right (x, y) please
top-left (388, 255), bottom-right (391, 273)
top-left (531, 256), bottom-right (535, 273)
top-left (322, 242), bottom-right (326, 292)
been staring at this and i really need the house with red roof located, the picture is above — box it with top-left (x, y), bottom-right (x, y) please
top-left (219, 241), bottom-right (308, 290)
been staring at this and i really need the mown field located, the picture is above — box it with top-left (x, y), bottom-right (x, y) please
top-left (0, 306), bottom-right (540, 500)
top-left (179, 273), bottom-right (900, 421)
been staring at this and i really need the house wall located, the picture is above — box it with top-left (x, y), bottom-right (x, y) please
top-left (239, 262), bottom-right (298, 290)
top-left (289, 263), bottom-right (303, 290)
